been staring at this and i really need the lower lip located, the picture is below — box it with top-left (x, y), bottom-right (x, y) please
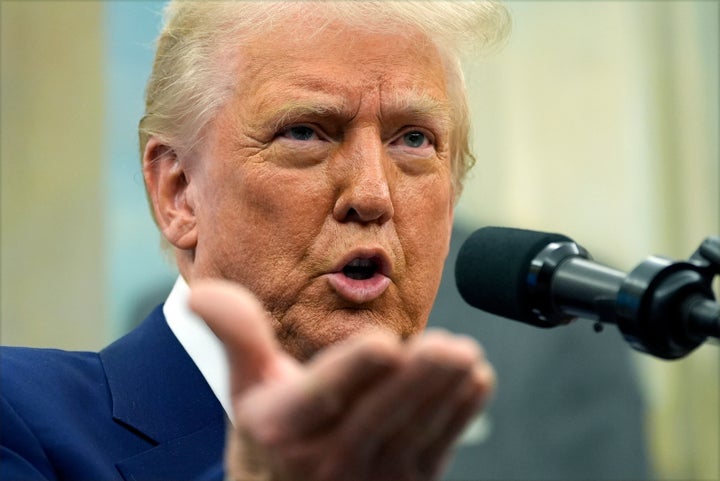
top-left (326, 273), bottom-right (391, 304)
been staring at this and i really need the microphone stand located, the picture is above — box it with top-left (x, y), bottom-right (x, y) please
top-left (614, 235), bottom-right (720, 359)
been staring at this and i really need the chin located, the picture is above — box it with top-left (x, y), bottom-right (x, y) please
top-left (275, 307), bottom-right (417, 362)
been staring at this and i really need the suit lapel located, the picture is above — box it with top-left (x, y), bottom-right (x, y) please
top-left (115, 423), bottom-right (225, 481)
top-left (100, 305), bottom-right (226, 480)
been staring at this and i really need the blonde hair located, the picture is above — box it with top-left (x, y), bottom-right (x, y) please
top-left (139, 1), bottom-right (510, 196)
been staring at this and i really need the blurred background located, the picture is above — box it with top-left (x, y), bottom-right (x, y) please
top-left (1, 1), bottom-right (717, 480)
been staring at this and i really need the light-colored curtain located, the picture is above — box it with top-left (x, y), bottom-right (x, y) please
top-left (457, 2), bottom-right (718, 479)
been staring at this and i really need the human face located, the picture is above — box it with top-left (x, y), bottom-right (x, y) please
top-left (185, 20), bottom-right (455, 360)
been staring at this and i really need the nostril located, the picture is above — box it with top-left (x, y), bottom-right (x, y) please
top-left (333, 183), bottom-right (395, 224)
top-left (344, 208), bottom-right (361, 222)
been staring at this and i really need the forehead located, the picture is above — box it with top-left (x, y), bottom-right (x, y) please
top-left (227, 17), bottom-right (452, 118)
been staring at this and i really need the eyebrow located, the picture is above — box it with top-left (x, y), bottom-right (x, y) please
top-left (382, 90), bottom-right (453, 131)
top-left (254, 77), bottom-right (453, 131)
top-left (265, 100), bottom-right (350, 131)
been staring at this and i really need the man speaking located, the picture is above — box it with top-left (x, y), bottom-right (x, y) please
top-left (0, 1), bottom-right (511, 479)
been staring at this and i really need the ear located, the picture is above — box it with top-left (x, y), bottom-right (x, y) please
top-left (142, 137), bottom-right (198, 250)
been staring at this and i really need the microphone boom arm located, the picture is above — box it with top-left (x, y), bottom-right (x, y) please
top-left (535, 236), bottom-right (720, 359)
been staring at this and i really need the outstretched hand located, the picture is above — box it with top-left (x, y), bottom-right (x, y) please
top-left (189, 279), bottom-right (494, 481)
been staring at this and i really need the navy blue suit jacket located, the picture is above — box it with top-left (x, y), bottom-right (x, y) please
top-left (0, 305), bottom-right (226, 481)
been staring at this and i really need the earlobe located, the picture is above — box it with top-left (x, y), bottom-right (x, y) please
top-left (142, 137), bottom-right (198, 250)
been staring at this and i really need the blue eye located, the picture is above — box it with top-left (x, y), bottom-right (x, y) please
top-left (402, 131), bottom-right (428, 148)
top-left (283, 125), bottom-right (316, 141)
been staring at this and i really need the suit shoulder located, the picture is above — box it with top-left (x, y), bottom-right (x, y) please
top-left (0, 347), bottom-right (134, 480)
top-left (1, 346), bottom-right (106, 415)
top-left (1, 345), bottom-right (101, 382)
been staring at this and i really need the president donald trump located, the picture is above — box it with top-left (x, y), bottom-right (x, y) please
top-left (0, 1), bottom-right (510, 479)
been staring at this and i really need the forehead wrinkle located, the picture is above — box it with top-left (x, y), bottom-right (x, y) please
top-left (255, 74), bottom-right (351, 110)
top-left (251, 77), bottom-right (356, 126)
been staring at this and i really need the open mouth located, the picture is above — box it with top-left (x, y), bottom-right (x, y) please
top-left (327, 252), bottom-right (392, 303)
top-left (342, 257), bottom-right (381, 280)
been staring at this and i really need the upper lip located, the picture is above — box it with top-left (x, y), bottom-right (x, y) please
top-left (331, 247), bottom-right (393, 278)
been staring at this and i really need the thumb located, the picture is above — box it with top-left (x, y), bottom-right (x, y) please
top-left (188, 279), bottom-right (297, 395)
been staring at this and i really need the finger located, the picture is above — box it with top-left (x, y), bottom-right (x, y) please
top-left (325, 330), bottom-right (482, 475)
top-left (390, 349), bottom-right (486, 446)
top-left (235, 330), bottom-right (403, 442)
top-left (225, 423), bottom-right (272, 481)
top-left (286, 330), bottom-right (404, 435)
top-left (398, 337), bottom-right (494, 452)
top-left (188, 279), bottom-right (298, 393)
top-left (376, 329), bottom-right (483, 441)
top-left (375, 332), bottom-right (487, 476)
top-left (415, 361), bottom-right (495, 478)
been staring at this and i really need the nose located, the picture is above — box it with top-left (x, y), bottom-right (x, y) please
top-left (332, 132), bottom-right (395, 225)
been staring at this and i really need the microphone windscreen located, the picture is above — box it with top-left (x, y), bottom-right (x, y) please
top-left (455, 226), bottom-right (572, 325)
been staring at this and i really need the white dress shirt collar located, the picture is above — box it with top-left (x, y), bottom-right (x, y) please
top-left (163, 276), bottom-right (234, 423)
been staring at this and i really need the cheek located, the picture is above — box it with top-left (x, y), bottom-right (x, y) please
top-left (399, 177), bottom-right (453, 250)
top-left (396, 178), bottom-right (453, 319)
top-left (208, 162), bottom-right (331, 232)
top-left (200, 164), bottom-right (333, 287)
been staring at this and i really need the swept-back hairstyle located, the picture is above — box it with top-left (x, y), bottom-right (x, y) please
top-left (139, 1), bottom-right (510, 196)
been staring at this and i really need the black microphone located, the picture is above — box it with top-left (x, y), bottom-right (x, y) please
top-left (455, 226), bottom-right (720, 359)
